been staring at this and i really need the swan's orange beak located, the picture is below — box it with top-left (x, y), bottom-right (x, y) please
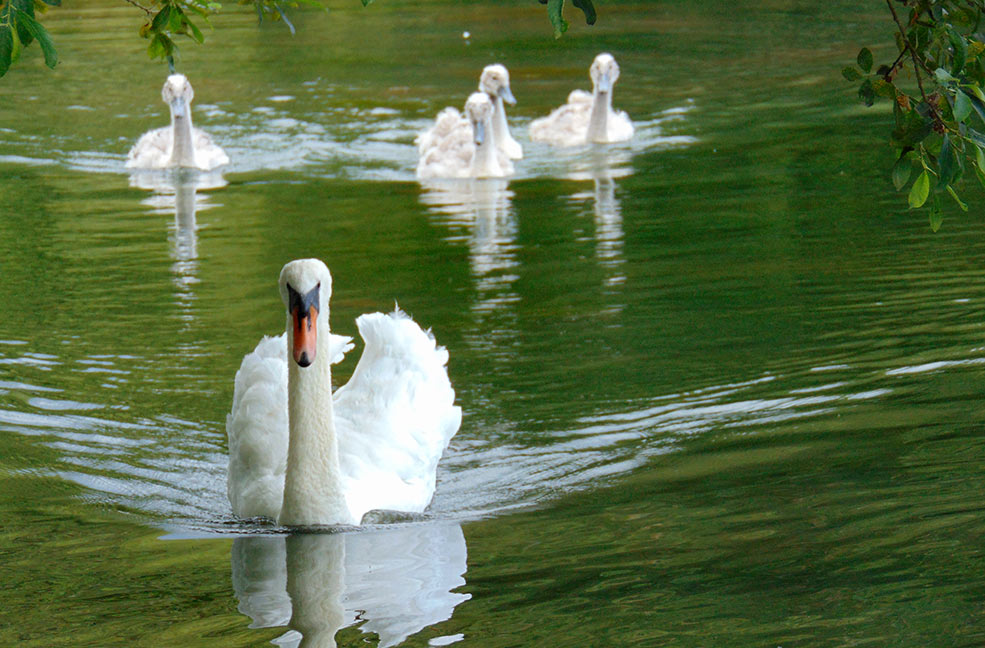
top-left (292, 304), bottom-right (318, 367)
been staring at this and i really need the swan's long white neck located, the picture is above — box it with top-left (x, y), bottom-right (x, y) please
top-left (490, 96), bottom-right (516, 151)
top-left (279, 306), bottom-right (351, 527)
top-left (169, 99), bottom-right (198, 168)
top-left (471, 115), bottom-right (501, 178)
top-left (587, 88), bottom-right (613, 144)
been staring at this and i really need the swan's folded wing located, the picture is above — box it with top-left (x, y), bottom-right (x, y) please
top-left (227, 334), bottom-right (289, 520)
top-left (192, 127), bottom-right (230, 170)
top-left (226, 332), bottom-right (354, 519)
top-left (529, 90), bottom-right (593, 147)
top-left (333, 310), bottom-right (462, 519)
top-left (126, 126), bottom-right (171, 169)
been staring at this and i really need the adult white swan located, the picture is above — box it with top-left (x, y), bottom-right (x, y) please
top-left (127, 74), bottom-right (229, 171)
top-left (417, 64), bottom-right (523, 160)
top-left (417, 92), bottom-right (513, 179)
top-left (529, 53), bottom-right (634, 146)
top-left (226, 259), bottom-right (462, 526)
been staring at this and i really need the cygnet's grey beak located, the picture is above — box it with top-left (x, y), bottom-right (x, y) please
top-left (170, 95), bottom-right (188, 119)
top-left (499, 84), bottom-right (517, 105)
top-left (473, 120), bottom-right (485, 146)
top-left (596, 70), bottom-right (613, 94)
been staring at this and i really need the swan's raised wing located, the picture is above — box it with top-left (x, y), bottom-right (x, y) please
top-left (226, 332), bottom-right (354, 520)
top-left (333, 310), bottom-right (462, 520)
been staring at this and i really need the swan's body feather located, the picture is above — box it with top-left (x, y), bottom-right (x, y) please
top-left (529, 54), bottom-right (634, 147)
top-left (227, 305), bottom-right (461, 525)
top-left (127, 125), bottom-right (230, 171)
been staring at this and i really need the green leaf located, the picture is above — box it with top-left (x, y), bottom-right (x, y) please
top-left (976, 143), bottom-right (985, 171)
top-left (12, 0), bottom-right (34, 47)
top-left (147, 32), bottom-right (173, 59)
top-left (151, 6), bottom-right (173, 33)
top-left (10, 19), bottom-right (21, 64)
top-left (935, 67), bottom-right (958, 84)
top-left (858, 79), bottom-right (875, 107)
top-left (571, 0), bottom-right (596, 25)
top-left (948, 27), bottom-right (968, 75)
top-left (909, 170), bottom-right (931, 208)
top-left (361, 0), bottom-right (373, 6)
top-left (963, 83), bottom-right (985, 103)
top-left (547, 0), bottom-right (568, 38)
top-left (857, 47), bottom-right (873, 73)
top-left (939, 134), bottom-right (957, 186)
top-left (871, 79), bottom-right (895, 99)
top-left (892, 154), bottom-right (912, 191)
top-left (14, 8), bottom-right (57, 69)
top-left (169, 6), bottom-right (185, 32)
top-left (975, 161), bottom-right (985, 190)
top-left (892, 108), bottom-right (933, 148)
top-left (842, 66), bottom-right (862, 82)
top-left (946, 185), bottom-right (969, 211)
top-left (929, 200), bottom-right (943, 231)
top-left (0, 27), bottom-right (12, 78)
top-left (187, 19), bottom-right (204, 44)
top-left (954, 89), bottom-right (973, 122)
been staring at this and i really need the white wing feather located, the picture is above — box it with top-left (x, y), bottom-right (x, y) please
top-left (334, 310), bottom-right (462, 519)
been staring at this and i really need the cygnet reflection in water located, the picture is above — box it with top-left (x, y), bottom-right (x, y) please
top-left (232, 522), bottom-right (470, 647)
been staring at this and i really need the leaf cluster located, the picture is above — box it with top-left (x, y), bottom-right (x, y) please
top-left (846, 0), bottom-right (985, 230)
top-left (0, 0), bottom-right (58, 77)
top-left (536, 0), bottom-right (596, 39)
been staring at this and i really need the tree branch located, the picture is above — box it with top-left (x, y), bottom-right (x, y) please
top-left (885, 0), bottom-right (941, 121)
top-left (122, 0), bottom-right (153, 15)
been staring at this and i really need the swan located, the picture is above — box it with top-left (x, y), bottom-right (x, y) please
top-left (417, 92), bottom-right (513, 180)
top-left (126, 74), bottom-right (229, 171)
top-left (529, 53), bottom-right (634, 146)
top-left (226, 259), bottom-right (462, 527)
top-left (416, 64), bottom-right (523, 160)
top-left (416, 93), bottom-right (513, 180)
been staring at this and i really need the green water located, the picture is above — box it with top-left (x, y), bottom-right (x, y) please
top-left (3, 1), bottom-right (985, 646)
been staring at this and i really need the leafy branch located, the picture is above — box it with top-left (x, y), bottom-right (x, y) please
top-left (537, 0), bottom-right (596, 39)
top-left (0, 0), bottom-right (59, 77)
top-left (846, 0), bottom-right (985, 230)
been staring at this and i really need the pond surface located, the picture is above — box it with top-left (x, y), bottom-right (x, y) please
top-left (3, 0), bottom-right (985, 646)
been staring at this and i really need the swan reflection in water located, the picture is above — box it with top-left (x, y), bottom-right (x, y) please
top-left (419, 179), bottom-right (519, 323)
top-left (233, 522), bottom-right (470, 647)
top-left (565, 148), bottom-right (632, 291)
top-left (129, 168), bottom-right (226, 313)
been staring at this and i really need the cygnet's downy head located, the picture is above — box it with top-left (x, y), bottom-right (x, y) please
top-left (589, 53), bottom-right (620, 94)
top-left (279, 259), bottom-right (333, 368)
top-left (162, 74), bottom-right (195, 118)
top-left (479, 64), bottom-right (516, 105)
top-left (465, 92), bottom-right (494, 146)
